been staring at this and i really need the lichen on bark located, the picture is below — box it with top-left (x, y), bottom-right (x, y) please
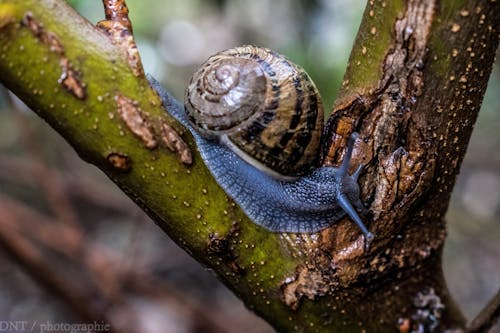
top-left (0, 0), bottom-right (498, 332)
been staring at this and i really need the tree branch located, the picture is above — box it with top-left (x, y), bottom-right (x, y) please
top-left (467, 287), bottom-right (500, 333)
top-left (0, 0), bottom-right (498, 332)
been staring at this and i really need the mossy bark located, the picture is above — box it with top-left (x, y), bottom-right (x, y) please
top-left (0, 0), bottom-right (498, 332)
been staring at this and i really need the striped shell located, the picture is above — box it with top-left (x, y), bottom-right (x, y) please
top-left (185, 45), bottom-right (324, 179)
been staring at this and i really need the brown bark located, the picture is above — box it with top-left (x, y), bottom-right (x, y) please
top-left (0, 0), bottom-right (498, 332)
top-left (311, 0), bottom-right (499, 331)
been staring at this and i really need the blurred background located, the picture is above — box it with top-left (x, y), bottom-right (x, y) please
top-left (0, 0), bottom-right (498, 332)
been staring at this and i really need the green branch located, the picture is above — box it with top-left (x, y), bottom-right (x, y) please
top-left (0, 0), bottom-right (304, 330)
top-left (1, 0), bottom-right (498, 332)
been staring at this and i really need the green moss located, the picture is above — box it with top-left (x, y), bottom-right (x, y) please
top-left (0, 2), bottom-right (303, 329)
top-left (335, 0), bottom-right (405, 104)
top-left (2, 0), bottom-right (490, 331)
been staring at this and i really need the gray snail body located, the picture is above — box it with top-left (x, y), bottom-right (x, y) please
top-left (149, 45), bottom-right (373, 241)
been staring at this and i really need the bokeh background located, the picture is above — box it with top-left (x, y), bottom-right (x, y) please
top-left (0, 0), bottom-right (498, 332)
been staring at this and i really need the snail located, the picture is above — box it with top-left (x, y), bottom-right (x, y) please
top-left (149, 45), bottom-right (374, 243)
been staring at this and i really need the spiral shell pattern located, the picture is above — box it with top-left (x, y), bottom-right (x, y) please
top-left (185, 45), bottom-right (324, 177)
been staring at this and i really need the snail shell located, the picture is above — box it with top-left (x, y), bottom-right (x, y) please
top-left (185, 45), bottom-right (324, 179)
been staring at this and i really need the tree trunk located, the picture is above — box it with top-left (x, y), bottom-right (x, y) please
top-left (0, 0), bottom-right (498, 332)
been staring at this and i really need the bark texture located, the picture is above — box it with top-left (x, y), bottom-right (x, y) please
top-left (0, 0), bottom-right (498, 332)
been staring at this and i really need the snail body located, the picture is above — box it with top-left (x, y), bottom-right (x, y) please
top-left (149, 46), bottom-right (373, 242)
